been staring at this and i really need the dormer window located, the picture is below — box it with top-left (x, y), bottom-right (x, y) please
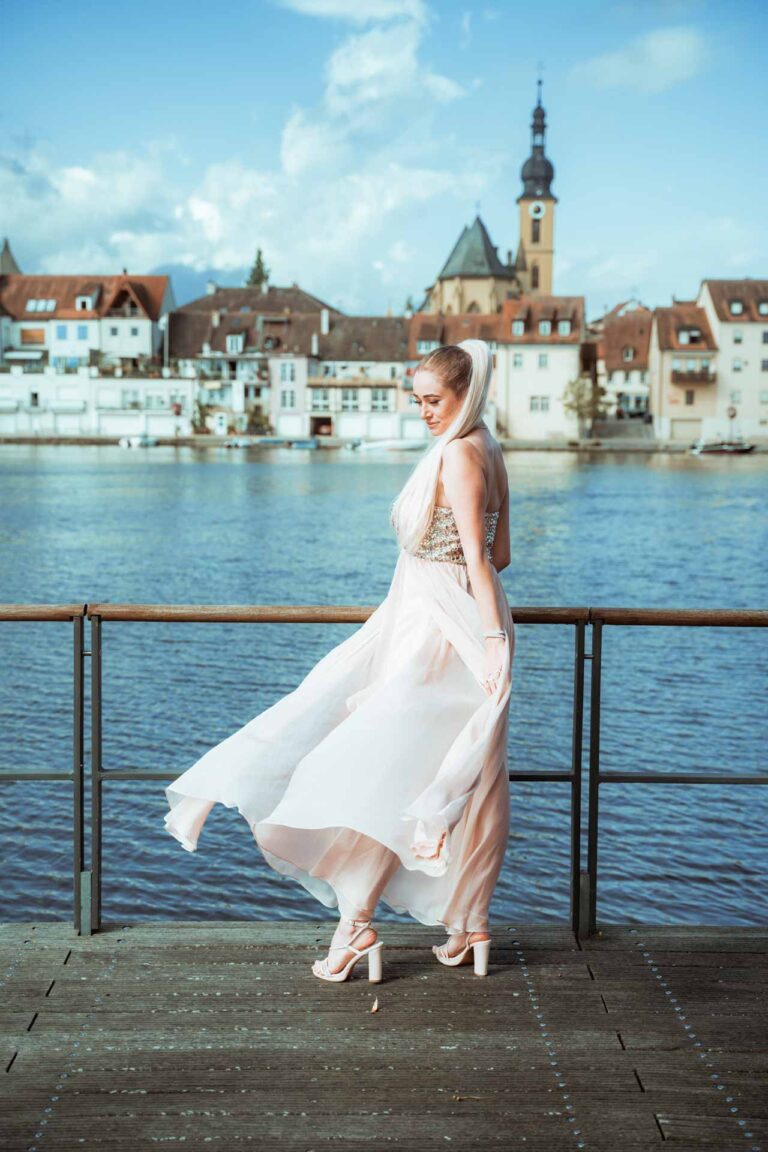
top-left (558, 319), bottom-right (571, 335)
top-left (759, 300), bottom-right (768, 316)
top-left (623, 346), bottom-right (635, 361)
top-left (512, 319), bottom-right (525, 336)
top-left (729, 299), bottom-right (743, 315)
top-left (226, 333), bottom-right (245, 354)
top-left (76, 295), bottom-right (92, 311)
top-left (538, 319), bottom-right (551, 335)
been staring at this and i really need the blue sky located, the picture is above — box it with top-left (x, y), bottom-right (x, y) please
top-left (2, 0), bottom-right (766, 319)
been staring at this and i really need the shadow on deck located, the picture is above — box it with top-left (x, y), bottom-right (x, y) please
top-left (1, 922), bottom-right (766, 1150)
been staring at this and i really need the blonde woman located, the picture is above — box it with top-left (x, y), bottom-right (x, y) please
top-left (164, 339), bottom-right (514, 982)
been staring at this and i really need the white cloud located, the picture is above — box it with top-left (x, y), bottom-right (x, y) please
top-left (570, 26), bottom-right (708, 93)
top-left (274, 0), bottom-right (428, 25)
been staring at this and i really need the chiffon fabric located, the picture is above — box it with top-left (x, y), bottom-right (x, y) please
top-left (164, 528), bottom-right (515, 935)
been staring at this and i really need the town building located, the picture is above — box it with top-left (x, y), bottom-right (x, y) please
top-left (696, 278), bottom-right (768, 440)
top-left (591, 300), bottom-right (653, 418)
top-left (647, 301), bottom-right (719, 442)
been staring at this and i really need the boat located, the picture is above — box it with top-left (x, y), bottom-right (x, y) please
top-left (355, 437), bottom-right (427, 452)
top-left (223, 437), bottom-right (255, 449)
top-left (690, 436), bottom-right (756, 456)
top-left (118, 433), bottom-right (159, 448)
top-left (256, 436), bottom-right (288, 446)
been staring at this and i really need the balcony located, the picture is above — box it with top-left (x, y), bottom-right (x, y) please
top-left (307, 375), bottom-right (402, 387)
top-left (671, 369), bottom-right (717, 385)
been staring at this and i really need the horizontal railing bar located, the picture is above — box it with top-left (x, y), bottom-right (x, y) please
top-left (592, 607), bottom-right (768, 627)
top-left (0, 772), bottom-right (75, 781)
top-left (599, 771), bottom-right (768, 784)
top-left (0, 604), bottom-right (87, 621)
top-left (95, 768), bottom-right (578, 782)
top-left (84, 604), bottom-right (593, 624)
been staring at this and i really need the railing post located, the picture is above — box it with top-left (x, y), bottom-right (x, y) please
top-left (73, 611), bottom-right (86, 934)
top-left (90, 614), bottom-right (103, 933)
top-left (586, 617), bottom-right (603, 936)
top-left (570, 618), bottom-right (587, 935)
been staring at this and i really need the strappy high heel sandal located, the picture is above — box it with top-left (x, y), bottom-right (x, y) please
top-left (312, 917), bottom-right (384, 983)
top-left (432, 931), bottom-right (491, 976)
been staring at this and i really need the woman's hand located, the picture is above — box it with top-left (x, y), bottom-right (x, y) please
top-left (482, 636), bottom-right (509, 696)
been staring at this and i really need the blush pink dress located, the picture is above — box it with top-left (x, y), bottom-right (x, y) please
top-left (163, 504), bottom-right (515, 935)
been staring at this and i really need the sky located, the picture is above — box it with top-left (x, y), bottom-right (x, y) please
top-left (2, 0), bottom-right (766, 321)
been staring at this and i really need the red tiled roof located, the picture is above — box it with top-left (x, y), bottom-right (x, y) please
top-left (654, 303), bottom-right (717, 352)
top-left (500, 295), bottom-right (583, 343)
top-left (178, 284), bottom-right (342, 316)
top-left (602, 306), bottom-right (653, 372)
top-left (170, 311), bottom-right (409, 362)
top-left (701, 279), bottom-right (768, 323)
top-left (0, 274), bottom-right (169, 321)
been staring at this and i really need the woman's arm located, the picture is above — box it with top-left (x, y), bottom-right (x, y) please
top-left (440, 439), bottom-right (506, 635)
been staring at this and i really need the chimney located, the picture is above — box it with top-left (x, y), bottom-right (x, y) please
top-left (320, 308), bottom-right (330, 335)
top-left (311, 332), bottom-right (318, 356)
top-left (206, 279), bottom-right (217, 296)
top-left (211, 309), bottom-right (220, 328)
top-left (507, 249), bottom-right (512, 266)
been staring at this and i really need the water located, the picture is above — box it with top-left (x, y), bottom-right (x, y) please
top-left (1, 444), bottom-right (766, 928)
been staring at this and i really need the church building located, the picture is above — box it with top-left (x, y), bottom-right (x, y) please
top-left (420, 80), bottom-right (558, 314)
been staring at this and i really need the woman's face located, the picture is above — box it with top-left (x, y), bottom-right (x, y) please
top-left (411, 368), bottom-right (462, 436)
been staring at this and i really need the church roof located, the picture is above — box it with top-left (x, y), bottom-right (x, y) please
top-left (0, 237), bottom-right (21, 275)
top-left (436, 215), bottom-right (518, 281)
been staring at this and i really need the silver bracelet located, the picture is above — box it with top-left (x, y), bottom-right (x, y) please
top-left (483, 629), bottom-right (507, 640)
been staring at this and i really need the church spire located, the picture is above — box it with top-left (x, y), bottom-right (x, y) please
top-left (518, 77), bottom-right (556, 202)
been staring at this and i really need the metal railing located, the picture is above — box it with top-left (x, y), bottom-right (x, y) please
top-left (1, 603), bottom-right (766, 938)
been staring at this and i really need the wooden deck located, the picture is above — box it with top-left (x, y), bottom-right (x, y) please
top-left (0, 922), bottom-right (765, 1150)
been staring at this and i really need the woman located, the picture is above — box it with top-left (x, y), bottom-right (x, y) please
top-left (163, 338), bottom-right (514, 983)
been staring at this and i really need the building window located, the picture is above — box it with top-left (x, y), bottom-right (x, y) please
top-left (121, 389), bottom-right (140, 408)
top-left (672, 358), bottom-right (681, 371)
top-left (623, 346), bottom-right (635, 362)
top-left (226, 333), bottom-right (244, 354)
top-left (513, 352), bottom-right (523, 368)
top-left (686, 359), bottom-right (697, 372)
top-left (678, 330), bottom-right (689, 345)
top-left (280, 360), bottom-right (296, 382)
top-left (538, 352), bottom-right (548, 368)
top-left (558, 319), bottom-right (571, 336)
top-left (684, 390), bottom-right (695, 405)
top-left (371, 387), bottom-right (392, 412)
top-left (760, 390), bottom-right (768, 403)
top-left (761, 360), bottom-right (768, 372)
top-left (758, 301), bottom-right (768, 316)
top-left (77, 325), bottom-right (88, 340)
top-left (512, 319), bottom-right (525, 336)
top-left (75, 296), bottom-right (92, 311)
top-left (531, 265), bottom-right (539, 289)
top-left (732, 358), bottom-right (742, 372)
top-left (416, 339), bottom-right (439, 353)
top-left (531, 218), bottom-right (540, 243)
top-left (309, 388), bottom-right (330, 411)
top-left (538, 319), bottom-right (551, 335)
top-left (130, 326), bottom-right (139, 337)
top-left (729, 299), bottom-right (743, 315)
top-left (529, 395), bottom-right (549, 412)
top-left (733, 328), bottom-right (743, 344)
top-left (730, 390), bottom-right (742, 403)
top-left (390, 365), bottom-right (397, 379)
top-left (56, 324), bottom-right (67, 339)
top-left (280, 388), bottom-right (296, 410)
top-left (762, 331), bottom-right (768, 343)
top-left (110, 326), bottom-right (118, 337)
top-left (341, 388), bottom-right (359, 411)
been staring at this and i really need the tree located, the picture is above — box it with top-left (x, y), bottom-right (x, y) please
top-left (404, 294), bottom-right (416, 314)
top-left (560, 374), bottom-right (608, 439)
top-left (246, 248), bottom-right (270, 290)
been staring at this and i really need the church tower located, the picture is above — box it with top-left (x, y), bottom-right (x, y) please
top-left (516, 79), bottom-right (557, 296)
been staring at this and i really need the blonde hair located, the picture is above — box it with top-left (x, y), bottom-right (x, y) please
top-left (389, 338), bottom-right (493, 553)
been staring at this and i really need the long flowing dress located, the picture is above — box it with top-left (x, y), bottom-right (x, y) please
top-left (163, 503), bottom-right (515, 935)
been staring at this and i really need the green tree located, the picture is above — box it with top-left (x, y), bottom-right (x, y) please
top-left (246, 248), bottom-right (270, 290)
top-left (561, 374), bottom-right (608, 439)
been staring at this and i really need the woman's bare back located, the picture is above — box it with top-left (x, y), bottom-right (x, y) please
top-left (434, 424), bottom-right (507, 515)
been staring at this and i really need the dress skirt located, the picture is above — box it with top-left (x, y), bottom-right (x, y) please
top-left (163, 547), bottom-right (515, 935)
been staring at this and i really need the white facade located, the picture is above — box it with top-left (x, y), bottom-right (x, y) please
top-left (697, 284), bottom-right (768, 438)
top-left (495, 342), bottom-right (581, 439)
top-left (0, 366), bottom-right (195, 437)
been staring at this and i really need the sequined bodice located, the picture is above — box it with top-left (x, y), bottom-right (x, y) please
top-left (411, 505), bottom-right (500, 565)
